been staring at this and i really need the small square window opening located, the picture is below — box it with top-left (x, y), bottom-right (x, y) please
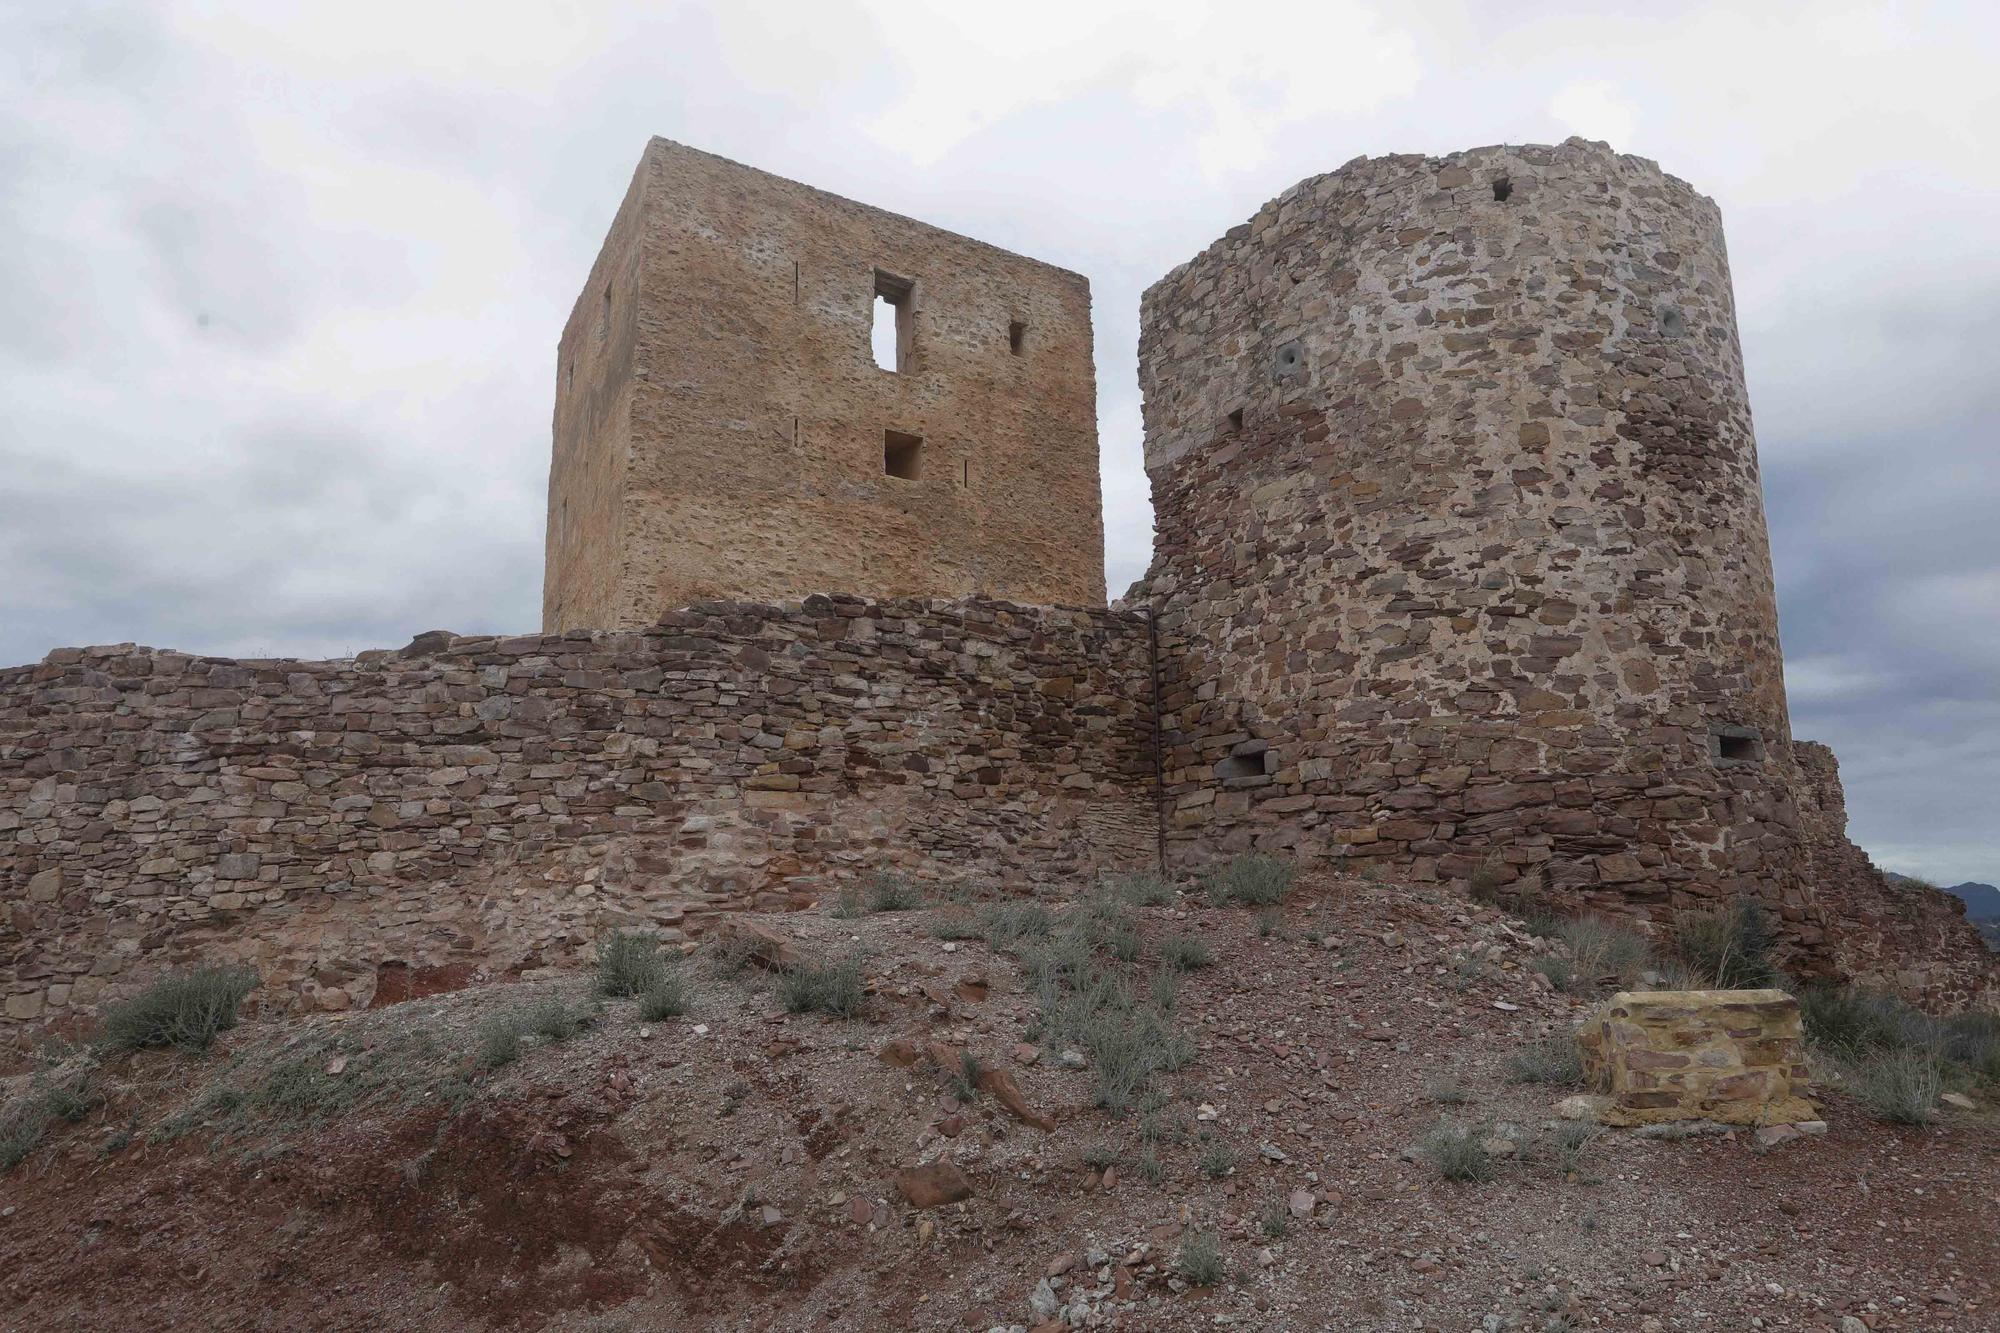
top-left (884, 429), bottom-right (923, 479)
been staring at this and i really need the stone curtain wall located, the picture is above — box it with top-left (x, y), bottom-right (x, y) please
top-left (1135, 139), bottom-right (1823, 935)
top-left (1793, 744), bottom-right (1999, 1013)
top-left (0, 598), bottom-right (1154, 1042)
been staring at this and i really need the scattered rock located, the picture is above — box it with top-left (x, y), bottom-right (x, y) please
top-left (1940, 1092), bottom-right (1976, 1111)
top-left (895, 1162), bottom-right (974, 1208)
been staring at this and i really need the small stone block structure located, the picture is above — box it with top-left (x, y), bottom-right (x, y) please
top-left (1577, 989), bottom-right (1816, 1126)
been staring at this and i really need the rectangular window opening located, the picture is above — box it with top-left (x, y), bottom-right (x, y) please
top-left (1712, 726), bottom-right (1762, 764)
top-left (872, 269), bottom-right (914, 372)
top-left (884, 429), bottom-right (923, 480)
top-left (1228, 407), bottom-right (1245, 432)
top-left (599, 285), bottom-right (611, 341)
top-left (1008, 319), bottom-right (1026, 355)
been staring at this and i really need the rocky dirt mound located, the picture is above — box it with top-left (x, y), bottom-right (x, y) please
top-left (2, 873), bottom-right (1994, 1332)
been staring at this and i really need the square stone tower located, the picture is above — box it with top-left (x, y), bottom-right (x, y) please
top-left (543, 138), bottom-right (1106, 631)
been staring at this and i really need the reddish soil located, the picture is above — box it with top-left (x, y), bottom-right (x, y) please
top-left (2, 875), bottom-right (1994, 1332)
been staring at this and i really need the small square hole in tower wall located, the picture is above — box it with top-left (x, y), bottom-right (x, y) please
top-left (884, 430), bottom-right (923, 479)
top-left (1492, 176), bottom-right (1513, 201)
top-left (1009, 320), bottom-right (1026, 355)
top-left (1711, 726), bottom-right (1762, 764)
top-left (872, 270), bottom-right (914, 371)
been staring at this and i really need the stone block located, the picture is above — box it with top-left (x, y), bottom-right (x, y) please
top-left (1575, 989), bottom-right (1816, 1127)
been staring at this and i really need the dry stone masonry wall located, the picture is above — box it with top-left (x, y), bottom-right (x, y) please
top-left (1136, 138), bottom-right (1829, 941)
top-left (0, 598), bottom-right (1154, 1041)
top-left (4, 136), bottom-right (1993, 1052)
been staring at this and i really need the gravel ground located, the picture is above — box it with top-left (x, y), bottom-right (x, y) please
top-left (1, 873), bottom-right (1993, 1332)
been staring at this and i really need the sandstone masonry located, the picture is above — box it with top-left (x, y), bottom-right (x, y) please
top-left (0, 599), bottom-right (1152, 1033)
top-left (3, 137), bottom-right (1994, 1049)
top-left (545, 139), bottom-right (1105, 631)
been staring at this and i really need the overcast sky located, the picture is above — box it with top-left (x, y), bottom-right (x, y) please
top-left (2, 2), bottom-right (1994, 884)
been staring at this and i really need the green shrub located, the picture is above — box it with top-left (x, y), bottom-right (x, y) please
top-left (595, 930), bottom-right (668, 998)
top-left (1941, 1011), bottom-right (2000, 1084)
top-left (865, 871), bottom-right (925, 913)
top-left (1798, 984), bottom-right (1928, 1056)
top-left (1841, 1046), bottom-right (1944, 1126)
top-left (979, 901), bottom-right (1055, 949)
top-left (1424, 1074), bottom-right (1470, 1105)
top-left (1102, 871), bottom-right (1175, 906)
top-left (1197, 1141), bottom-right (1235, 1179)
top-left (1423, 1120), bottom-right (1494, 1183)
top-left (950, 1051), bottom-right (984, 1103)
top-left (0, 1100), bottom-right (50, 1172)
top-left (1507, 1032), bottom-right (1587, 1088)
top-left (778, 951), bottom-right (866, 1018)
top-left (1081, 1141), bottom-right (1118, 1170)
top-left (1160, 933), bottom-right (1214, 971)
top-left (1669, 896), bottom-right (1777, 988)
top-left (1260, 1206), bottom-right (1289, 1239)
top-left (637, 967), bottom-right (692, 1020)
top-left (99, 965), bottom-right (258, 1053)
top-left (1203, 854), bottom-right (1294, 907)
top-left (1555, 915), bottom-right (1652, 989)
top-left (1547, 1120), bottom-right (1601, 1177)
top-left (929, 909), bottom-right (982, 941)
top-left (1532, 954), bottom-right (1577, 992)
top-left (1178, 1230), bottom-right (1225, 1286)
top-left (527, 995), bottom-right (595, 1041)
top-left (1135, 1148), bottom-right (1165, 1184)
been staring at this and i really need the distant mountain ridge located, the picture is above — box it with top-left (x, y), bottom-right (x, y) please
top-left (1885, 873), bottom-right (2000, 921)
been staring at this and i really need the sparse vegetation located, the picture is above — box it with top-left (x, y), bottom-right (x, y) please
top-left (1260, 1205), bottom-right (1290, 1239)
top-left (864, 870), bottom-right (925, 913)
top-left (1843, 1047), bottom-right (1944, 1126)
top-left (1177, 1229), bottom-right (1225, 1286)
top-left (1081, 1141), bottom-right (1118, 1170)
top-left (636, 965), bottom-right (692, 1020)
top-left (950, 1051), bottom-right (984, 1103)
top-left (594, 930), bottom-right (669, 998)
top-left (1135, 1148), bottom-right (1165, 1184)
top-left (1798, 982), bottom-right (1997, 1124)
top-left (1101, 871), bottom-right (1175, 906)
top-left (98, 965), bottom-right (258, 1053)
top-left (1669, 895), bottom-right (1777, 988)
top-left (1203, 853), bottom-right (1294, 907)
top-left (929, 909), bottom-right (983, 941)
top-left (474, 994), bottom-right (595, 1071)
top-left (1507, 1031), bottom-right (1587, 1088)
top-left (979, 901), bottom-right (1055, 949)
top-left (1553, 915), bottom-right (1652, 991)
top-left (1, 1064), bottom-right (101, 1172)
top-left (1424, 1073), bottom-right (1471, 1105)
top-left (778, 950), bottom-right (867, 1018)
top-left (1547, 1120), bottom-right (1601, 1178)
top-left (1160, 933), bottom-right (1213, 970)
top-left (1423, 1120), bottom-right (1494, 1183)
top-left (1197, 1141), bottom-right (1235, 1179)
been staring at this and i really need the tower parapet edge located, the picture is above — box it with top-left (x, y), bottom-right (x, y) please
top-left (1138, 137), bottom-right (1818, 941)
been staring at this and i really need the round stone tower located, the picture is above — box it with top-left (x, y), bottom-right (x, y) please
top-left (1138, 138), bottom-right (1819, 928)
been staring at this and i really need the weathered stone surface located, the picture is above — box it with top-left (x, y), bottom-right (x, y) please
top-left (545, 138), bottom-right (1105, 631)
top-left (0, 599), bottom-right (1154, 1051)
top-left (1577, 988), bottom-right (1817, 1127)
top-left (894, 1161), bottom-right (973, 1208)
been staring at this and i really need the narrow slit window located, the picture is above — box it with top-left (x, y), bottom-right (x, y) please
top-left (1008, 320), bottom-right (1026, 355)
top-left (599, 285), bottom-right (611, 340)
top-left (884, 429), bottom-right (923, 479)
top-left (872, 270), bottom-right (914, 371)
top-left (1228, 408), bottom-right (1245, 432)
